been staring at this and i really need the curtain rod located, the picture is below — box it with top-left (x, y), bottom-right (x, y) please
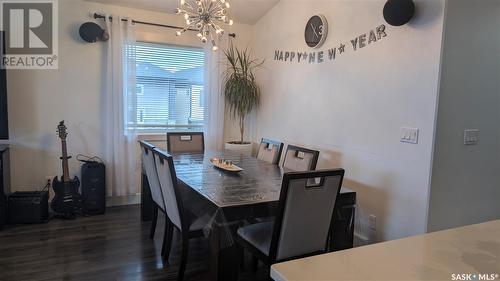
top-left (93, 13), bottom-right (236, 38)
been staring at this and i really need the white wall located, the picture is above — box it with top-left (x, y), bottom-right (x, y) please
top-left (427, 0), bottom-right (500, 231)
top-left (4, 0), bottom-right (252, 199)
top-left (234, 0), bottom-right (446, 241)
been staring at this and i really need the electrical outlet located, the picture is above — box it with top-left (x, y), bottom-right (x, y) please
top-left (369, 215), bottom-right (377, 231)
top-left (464, 129), bottom-right (479, 145)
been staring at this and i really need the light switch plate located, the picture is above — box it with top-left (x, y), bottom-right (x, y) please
top-left (400, 127), bottom-right (419, 144)
top-left (464, 129), bottom-right (479, 145)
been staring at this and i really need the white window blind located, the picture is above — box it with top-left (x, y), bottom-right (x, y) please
top-left (129, 42), bottom-right (205, 133)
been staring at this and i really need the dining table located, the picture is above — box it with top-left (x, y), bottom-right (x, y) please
top-left (141, 150), bottom-right (357, 281)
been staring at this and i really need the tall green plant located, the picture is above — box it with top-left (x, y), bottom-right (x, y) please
top-left (223, 44), bottom-right (263, 144)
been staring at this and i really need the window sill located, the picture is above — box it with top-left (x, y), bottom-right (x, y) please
top-left (137, 134), bottom-right (166, 141)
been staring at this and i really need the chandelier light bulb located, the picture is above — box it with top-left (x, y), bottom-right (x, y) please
top-left (197, 33), bottom-right (203, 38)
top-left (176, 30), bottom-right (182, 36)
top-left (184, 13), bottom-right (189, 20)
top-left (212, 45), bottom-right (218, 51)
top-left (225, 2), bottom-right (230, 8)
top-left (229, 19), bottom-right (233, 25)
top-left (180, 0), bottom-right (186, 5)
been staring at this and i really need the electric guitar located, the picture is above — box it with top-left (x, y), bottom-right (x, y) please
top-left (51, 121), bottom-right (82, 219)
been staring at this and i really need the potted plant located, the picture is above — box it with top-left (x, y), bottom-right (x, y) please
top-left (222, 44), bottom-right (263, 155)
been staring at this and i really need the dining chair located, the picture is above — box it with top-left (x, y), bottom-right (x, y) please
top-left (282, 145), bottom-right (320, 171)
top-left (236, 169), bottom-right (345, 273)
top-left (167, 132), bottom-right (204, 154)
top-left (139, 141), bottom-right (165, 241)
top-left (152, 147), bottom-right (210, 281)
top-left (256, 138), bottom-right (284, 165)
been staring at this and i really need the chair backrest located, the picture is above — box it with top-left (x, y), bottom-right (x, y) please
top-left (139, 141), bottom-right (165, 211)
top-left (282, 145), bottom-right (319, 171)
top-left (269, 169), bottom-right (345, 263)
top-left (167, 132), bottom-right (204, 154)
top-left (152, 148), bottom-right (185, 230)
top-left (256, 138), bottom-right (284, 165)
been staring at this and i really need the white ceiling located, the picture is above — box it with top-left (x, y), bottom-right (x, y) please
top-left (86, 0), bottom-right (279, 25)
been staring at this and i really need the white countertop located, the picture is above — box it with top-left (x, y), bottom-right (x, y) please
top-left (271, 220), bottom-right (500, 281)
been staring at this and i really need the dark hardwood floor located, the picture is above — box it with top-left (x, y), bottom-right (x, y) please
top-left (0, 205), bottom-right (267, 281)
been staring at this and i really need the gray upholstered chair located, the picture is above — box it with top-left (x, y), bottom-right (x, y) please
top-left (167, 132), bottom-right (204, 154)
top-left (282, 145), bottom-right (320, 171)
top-left (236, 169), bottom-right (344, 269)
top-left (153, 148), bottom-right (210, 281)
top-left (256, 138), bottom-right (284, 165)
top-left (139, 141), bottom-right (166, 241)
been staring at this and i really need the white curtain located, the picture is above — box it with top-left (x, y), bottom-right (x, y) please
top-left (203, 37), bottom-right (229, 151)
top-left (103, 16), bottom-right (139, 197)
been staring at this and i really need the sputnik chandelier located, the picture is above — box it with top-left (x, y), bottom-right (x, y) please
top-left (175, 0), bottom-right (234, 51)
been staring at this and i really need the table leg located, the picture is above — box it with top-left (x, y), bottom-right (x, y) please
top-left (209, 222), bottom-right (242, 281)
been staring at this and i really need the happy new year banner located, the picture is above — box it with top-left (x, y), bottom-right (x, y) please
top-left (274, 24), bottom-right (388, 64)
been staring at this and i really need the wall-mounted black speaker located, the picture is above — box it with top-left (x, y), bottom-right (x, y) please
top-left (79, 22), bottom-right (109, 43)
top-left (383, 0), bottom-right (415, 26)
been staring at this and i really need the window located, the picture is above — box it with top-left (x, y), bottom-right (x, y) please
top-left (128, 42), bottom-right (205, 133)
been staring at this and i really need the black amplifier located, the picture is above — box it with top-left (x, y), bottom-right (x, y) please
top-left (8, 191), bottom-right (49, 224)
top-left (81, 161), bottom-right (106, 215)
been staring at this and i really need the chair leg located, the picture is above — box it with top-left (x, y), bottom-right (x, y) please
top-left (149, 206), bottom-right (158, 239)
top-left (266, 265), bottom-right (273, 281)
top-left (177, 235), bottom-right (190, 281)
top-left (252, 255), bottom-right (259, 272)
top-left (161, 219), bottom-right (174, 261)
top-left (239, 247), bottom-right (245, 271)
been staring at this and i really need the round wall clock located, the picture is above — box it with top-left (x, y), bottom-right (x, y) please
top-left (304, 15), bottom-right (328, 48)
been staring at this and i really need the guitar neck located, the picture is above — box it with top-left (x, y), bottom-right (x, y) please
top-left (61, 139), bottom-right (70, 183)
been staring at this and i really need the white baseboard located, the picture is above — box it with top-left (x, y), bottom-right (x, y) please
top-left (106, 194), bottom-right (141, 207)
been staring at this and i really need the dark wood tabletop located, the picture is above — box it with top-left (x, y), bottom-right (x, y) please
top-left (173, 151), bottom-right (354, 210)
top-left (173, 151), bottom-right (284, 209)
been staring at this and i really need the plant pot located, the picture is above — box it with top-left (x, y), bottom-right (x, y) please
top-left (225, 141), bottom-right (253, 156)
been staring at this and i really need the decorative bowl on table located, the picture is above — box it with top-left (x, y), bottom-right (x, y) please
top-left (209, 158), bottom-right (243, 173)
